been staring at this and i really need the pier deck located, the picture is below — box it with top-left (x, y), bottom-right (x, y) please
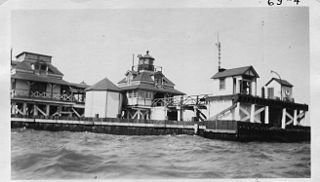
top-left (11, 116), bottom-right (310, 142)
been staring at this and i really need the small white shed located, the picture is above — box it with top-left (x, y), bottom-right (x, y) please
top-left (264, 78), bottom-right (293, 101)
top-left (84, 77), bottom-right (122, 118)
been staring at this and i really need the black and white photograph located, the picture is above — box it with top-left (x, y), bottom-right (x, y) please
top-left (1, 0), bottom-right (320, 181)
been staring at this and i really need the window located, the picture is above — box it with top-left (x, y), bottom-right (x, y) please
top-left (156, 78), bottom-right (162, 87)
top-left (146, 91), bottom-right (152, 99)
top-left (34, 64), bottom-right (40, 70)
top-left (240, 80), bottom-right (251, 95)
top-left (267, 87), bottom-right (274, 99)
top-left (139, 90), bottom-right (145, 98)
top-left (219, 78), bottom-right (226, 90)
top-left (40, 64), bottom-right (46, 71)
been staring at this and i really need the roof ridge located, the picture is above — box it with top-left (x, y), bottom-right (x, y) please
top-left (86, 77), bottom-right (120, 92)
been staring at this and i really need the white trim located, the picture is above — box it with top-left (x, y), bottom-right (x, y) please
top-left (11, 118), bottom-right (194, 129)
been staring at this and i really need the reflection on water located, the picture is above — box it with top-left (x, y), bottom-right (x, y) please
top-left (11, 128), bottom-right (310, 179)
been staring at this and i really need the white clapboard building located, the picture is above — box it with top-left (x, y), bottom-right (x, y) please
top-left (206, 65), bottom-right (307, 129)
top-left (84, 77), bottom-right (122, 118)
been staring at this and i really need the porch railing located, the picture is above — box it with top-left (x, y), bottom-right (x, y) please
top-left (11, 89), bottom-right (85, 103)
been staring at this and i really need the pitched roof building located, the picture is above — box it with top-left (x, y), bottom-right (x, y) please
top-left (265, 78), bottom-right (293, 88)
top-left (117, 51), bottom-right (185, 120)
top-left (84, 77), bottom-right (122, 118)
top-left (211, 66), bottom-right (259, 79)
top-left (117, 51), bottom-right (184, 101)
top-left (11, 51), bottom-right (89, 118)
top-left (211, 65), bottom-right (259, 96)
top-left (86, 77), bottom-right (121, 92)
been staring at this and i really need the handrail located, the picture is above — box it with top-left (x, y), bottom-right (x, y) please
top-left (11, 89), bottom-right (85, 103)
top-left (151, 94), bottom-right (208, 107)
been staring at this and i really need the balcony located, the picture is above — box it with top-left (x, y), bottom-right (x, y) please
top-left (11, 89), bottom-right (85, 104)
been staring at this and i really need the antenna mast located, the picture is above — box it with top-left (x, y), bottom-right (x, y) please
top-left (261, 20), bottom-right (265, 63)
top-left (215, 33), bottom-right (222, 71)
top-left (10, 48), bottom-right (13, 64)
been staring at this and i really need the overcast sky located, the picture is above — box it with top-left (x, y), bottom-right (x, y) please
top-left (11, 7), bottom-right (309, 104)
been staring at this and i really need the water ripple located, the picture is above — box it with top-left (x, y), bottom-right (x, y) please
top-left (11, 129), bottom-right (310, 179)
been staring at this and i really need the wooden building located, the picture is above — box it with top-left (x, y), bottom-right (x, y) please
top-left (117, 51), bottom-right (184, 120)
top-left (207, 65), bottom-right (308, 129)
top-left (210, 66), bottom-right (259, 96)
top-left (264, 78), bottom-right (294, 102)
top-left (84, 77), bottom-right (122, 118)
top-left (11, 52), bottom-right (88, 117)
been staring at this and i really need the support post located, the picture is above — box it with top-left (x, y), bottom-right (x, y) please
top-left (137, 110), bottom-right (141, 120)
top-left (33, 104), bottom-right (38, 116)
top-left (193, 106), bottom-right (198, 118)
top-left (11, 102), bottom-right (16, 114)
top-left (250, 104), bottom-right (255, 123)
top-left (146, 111), bottom-right (149, 120)
top-left (264, 106), bottom-right (269, 124)
top-left (281, 108), bottom-right (286, 129)
top-left (293, 109), bottom-right (298, 126)
top-left (164, 107), bottom-right (168, 120)
top-left (23, 103), bottom-right (27, 115)
top-left (194, 121), bottom-right (199, 134)
top-left (177, 106), bottom-right (181, 121)
top-left (235, 102), bottom-right (240, 120)
top-left (58, 105), bottom-right (62, 116)
top-left (46, 105), bottom-right (50, 117)
top-left (298, 110), bottom-right (305, 125)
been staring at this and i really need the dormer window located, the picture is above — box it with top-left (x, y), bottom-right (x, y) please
top-left (40, 64), bottom-right (46, 71)
top-left (34, 64), bottom-right (39, 70)
top-left (156, 78), bottom-right (163, 87)
top-left (219, 78), bottom-right (226, 90)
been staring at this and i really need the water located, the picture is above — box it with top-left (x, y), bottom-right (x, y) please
top-left (11, 128), bottom-right (310, 179)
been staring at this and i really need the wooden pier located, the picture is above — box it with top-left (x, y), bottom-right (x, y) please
top-left (11, 116), bottom-right (310, 142)
top-left (11, 116), bottom-right (195, 135)
top-left (197, 120), bottom-right (310, 142)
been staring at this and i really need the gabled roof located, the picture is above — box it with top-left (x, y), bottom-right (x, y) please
top-left (162, 77), bottom-right (175, 86)
top-left (118, 71), bottom-right (176, 86)
top-left (211, 66), bottom-right (259, 79)
top-left (265, 78), bottom-right (293, 87)
top-left (15, 51), bottom-right (52, 59)
top-left (117, 78), bottom-right (127, 84)
top-left (11, 72), bottom-right (70, 85)
top-left (132, 72), bottom-right (154, 82)
top-left (86, 77), bottom-right (121, 92)
top-left (12, 60), bottom-right (64, 76)
top-left (14, 61), bottom-right (33, 71)
top-left (47, 63), bottom-right (63, 76)
top-left (120, 84), bottom-right (185, 95)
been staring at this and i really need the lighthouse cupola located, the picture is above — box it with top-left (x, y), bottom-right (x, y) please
top-left (137, 50), bottom-right (155, 72)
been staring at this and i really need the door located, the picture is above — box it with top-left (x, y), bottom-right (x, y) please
top-left (267, 87), bottom-right (274, 99)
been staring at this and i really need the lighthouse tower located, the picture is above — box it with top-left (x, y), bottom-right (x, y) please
top-left (137, 51), bottom-right (155, 72)
top-left (117, 50), bottom-right (184, 120)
